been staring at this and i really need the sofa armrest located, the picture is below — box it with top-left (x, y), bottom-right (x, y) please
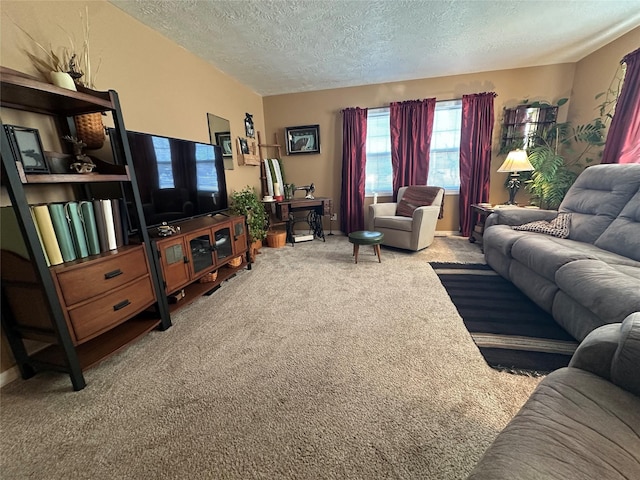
top-left (568, 323), bottom-right (620, 381)
top-left (485, 208), bottom-right (557, 228)
top-left (611, 312), bottom-right (640, 397)
top-left (569, 312), bottom-right (640, 395)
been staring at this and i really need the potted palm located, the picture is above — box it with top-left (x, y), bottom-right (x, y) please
top-left (229, 186), bottom-right (268, 260)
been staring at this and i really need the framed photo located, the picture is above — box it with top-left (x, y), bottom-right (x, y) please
top-left (215, 131), bottom-right (232, 157)
top-left (244, 113), bottom-right (255, 138)
top-left (4, 125), bottom-right (50, 173)
top-left (285, 125), bottom-right (320, 155)
top-left (238, 137), bottom-right (250, 154)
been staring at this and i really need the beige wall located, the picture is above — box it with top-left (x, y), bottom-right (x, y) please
top-left (264, 65), bottom-right (577, 231)
top-left (568, 27), bottom-right (640, 133)
top-left (1, 0), bottom-right (264, 193)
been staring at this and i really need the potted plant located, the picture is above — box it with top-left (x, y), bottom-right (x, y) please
top-left (229, 186), bottom-right (268, 260)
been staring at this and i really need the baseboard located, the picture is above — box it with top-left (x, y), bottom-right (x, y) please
top-left (435, 231), bottom-right (461, 236)
top-left (0, 365), bottom-right (21, 388)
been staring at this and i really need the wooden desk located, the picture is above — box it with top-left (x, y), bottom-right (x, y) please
top-left (469, 204), bottom-right (495, 247)
top-left (275, 197), bottom-right (332, 245)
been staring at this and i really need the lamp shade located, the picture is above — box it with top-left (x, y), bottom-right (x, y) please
top-left (497, 149), bottom-right (535, 173)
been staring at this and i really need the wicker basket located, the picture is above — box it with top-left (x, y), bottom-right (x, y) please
top-left (229, 256), bottom-right (242, 267)
top-left (266, 230), bottom-right (286, 248)
top-left (198, 270), bottom-right (218, 283)
top-left (74, 113), bottom-right (105, 149)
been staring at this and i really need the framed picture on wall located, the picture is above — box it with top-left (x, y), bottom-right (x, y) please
top-left (238, 137), bottom-right (250, 154)
top-left (285, 125), bottom-right (320, 155)
top-left (4, 125), bottom-right (50, 173)
top-left (215, 132), bottom-right (232, 157)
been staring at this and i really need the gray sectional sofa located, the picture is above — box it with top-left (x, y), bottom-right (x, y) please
top-left (468, 312), bottom-right (640, 479)
top-left (483, 163), bottom-right (640, 341)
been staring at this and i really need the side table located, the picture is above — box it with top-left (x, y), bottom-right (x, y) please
top-left (469, 204), bottom-right (495, 247)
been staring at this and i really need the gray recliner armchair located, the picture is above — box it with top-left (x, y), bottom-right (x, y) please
top-left (368, 186), bottom-right (444, 251)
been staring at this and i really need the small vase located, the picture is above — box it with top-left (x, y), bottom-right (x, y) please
top-left (50, 71), bottom-right (77, 91)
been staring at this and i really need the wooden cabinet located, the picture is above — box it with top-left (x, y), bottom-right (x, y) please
top-left (156, 237), bottom-right (190, 295)
top-left (0, 67), bottom-right (170, 390)
top-left (153, 215), bottom-right (250, 312)
top-left (51, 245), bottom-right (156, 343)
top-left (232, 217), bottom-right (247, 255)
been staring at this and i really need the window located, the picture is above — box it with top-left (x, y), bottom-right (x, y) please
top-left (152, 135), bottom-right (175, 189)
top-left (364, 100), bottom-right (462, 195)
top-left (365, 107), bottom-right (392, 195)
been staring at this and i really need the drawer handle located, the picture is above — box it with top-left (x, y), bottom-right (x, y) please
top-left (113, 299), bottom-right (131, 311)
top-left (104, 269), bottom-right (123, 279)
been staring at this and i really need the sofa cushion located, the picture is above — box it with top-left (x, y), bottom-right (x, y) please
top-left (513, 212), bottom-right (571, 238)
top-left (595, 190), bottom-right (640, 261)
top-left (372, 215), bottom-right (413, 232)
top-left (558, 164), bottom-right (640, 244)
top-left (509, 235), bottom-right (596, 282)
top-left (555, 259), bottom-right (640, 328)
top-left (467, 367), bottom-right (640, 480)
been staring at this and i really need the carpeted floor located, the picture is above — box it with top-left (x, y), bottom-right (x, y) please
top-left (0, 235), bottom-right (539, 479)
top-left (431, 263), bottom-right (579, 375)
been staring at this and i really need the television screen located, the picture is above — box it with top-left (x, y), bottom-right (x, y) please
top-left (119, 130), bottom-right (228, 228)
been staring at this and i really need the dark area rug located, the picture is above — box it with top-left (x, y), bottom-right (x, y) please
top-left (431, 262), bottom-right (579, 375)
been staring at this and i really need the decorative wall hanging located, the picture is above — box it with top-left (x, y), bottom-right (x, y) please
top-left (244, 113), bottom-right (255, 138)
top-left (285, 125), bottom-right (320, 155)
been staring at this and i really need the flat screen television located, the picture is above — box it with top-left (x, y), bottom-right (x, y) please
top-left (114, 129), bottom-right (229, 229)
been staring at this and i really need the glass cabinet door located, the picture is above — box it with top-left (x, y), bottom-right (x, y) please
top-left (188, 233), bottom-right (214, 275)
top-left (213, 226), bottom-right (233, 262)
top-left (232, 218), bottom-right (247, 255)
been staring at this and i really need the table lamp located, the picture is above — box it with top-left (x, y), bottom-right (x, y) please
top-left (497, 149), bottom-right (535, 205)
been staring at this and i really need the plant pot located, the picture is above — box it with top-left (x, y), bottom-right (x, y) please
top-left (50, 71), bottom-right (77, 91)
top-left (249, 239), bottom-right (263, 262)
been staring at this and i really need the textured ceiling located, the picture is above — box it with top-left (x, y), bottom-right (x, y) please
top-left (110, 0), bottom-right (640, 96)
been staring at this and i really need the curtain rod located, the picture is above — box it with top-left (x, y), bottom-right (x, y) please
top-left (343, 97), bottom-right (462, 112)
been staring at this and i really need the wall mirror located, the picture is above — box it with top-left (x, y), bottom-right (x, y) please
top-left (208, 113), bottom-right (234, 170)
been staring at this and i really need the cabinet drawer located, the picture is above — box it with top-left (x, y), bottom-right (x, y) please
top-left (56, 247), bottom-right (149, 306)
top-left (68, 275), bottom-right (156, 342)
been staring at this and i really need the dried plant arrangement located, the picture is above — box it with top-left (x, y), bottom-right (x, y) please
top-left (6, 6), bottom-right (101, 89)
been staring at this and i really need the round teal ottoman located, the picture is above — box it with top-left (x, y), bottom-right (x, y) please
top-left (348, 231), bottom-right (384, 264)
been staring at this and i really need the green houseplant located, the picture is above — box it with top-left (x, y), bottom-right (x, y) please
top-left (524, 66), bottom-right (624, 210)
top-left (525, 110), bottom-right (606, 209)
top-left (229, 186), bottom-right (268, 244)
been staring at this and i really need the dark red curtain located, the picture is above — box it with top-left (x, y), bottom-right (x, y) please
top-left (601, 48), bottom-right (640, 164)
top-left (459, 92), bottom-right (497, 237)
top-left (390, 98), bottom-right (436, 199)
top-left (340, 107), bottom-right (368, 234)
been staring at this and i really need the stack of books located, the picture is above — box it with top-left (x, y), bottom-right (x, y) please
top-left (30, 198), bottom-right (129, 266)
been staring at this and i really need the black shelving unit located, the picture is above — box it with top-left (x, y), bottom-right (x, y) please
top-left (0, 67), bottom-right (171, 390)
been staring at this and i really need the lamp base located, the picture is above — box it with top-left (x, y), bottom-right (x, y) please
top-left (505, 173), bottom-right (521, 205)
